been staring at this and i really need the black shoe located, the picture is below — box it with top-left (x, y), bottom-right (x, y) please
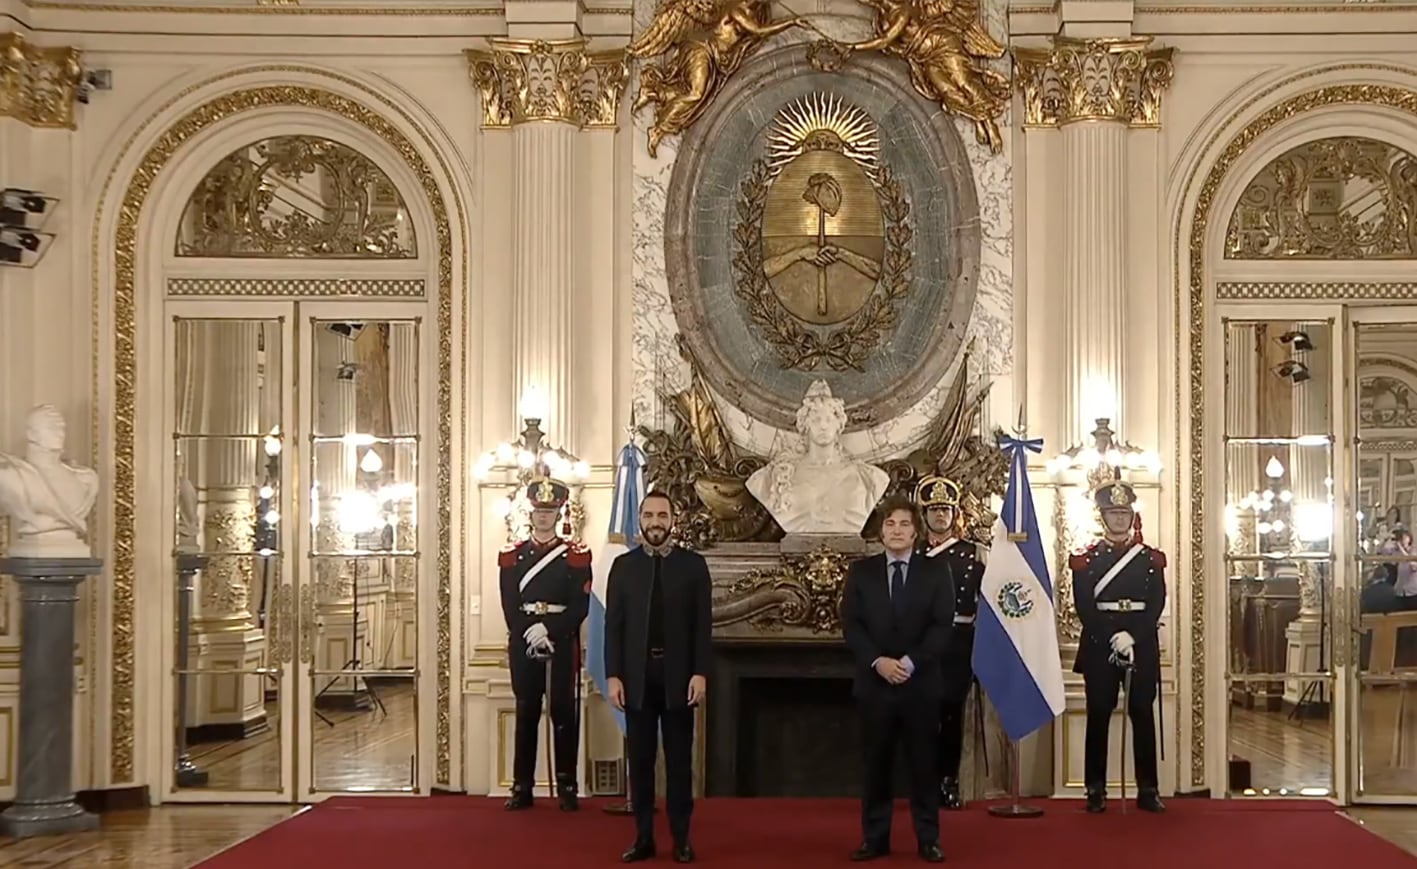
top-left (1085, 788), bottom-right (1106, 813)
top-left (918, 843), bottom-right (945, 863)
top-left (504, 787), bottom-right (533, 810)
top-left (851, 843), bottom-right (889, 861)
top-left (673, 844), bottom-right (695, 863)
top-left (940, 776), bottom-right (963, 810)
top-left (622, 841), bottom-right (655, 863)
top-left (557, 782), bottom-right (579, 812)
top-left (1138, 789), bottom-right (1165, 813)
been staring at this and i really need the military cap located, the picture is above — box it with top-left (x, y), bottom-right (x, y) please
top-left (1094, 480), bottom-right (1137, 510)
top-left (526, 478), bottom-right (570, 510)
top-left (915, 475), bottom-right (962, 509)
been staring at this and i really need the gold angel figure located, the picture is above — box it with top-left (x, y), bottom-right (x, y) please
top-left (629, 0), bottom-right (805, 157)
top-left (848, 0), bottom-right (1010, 153)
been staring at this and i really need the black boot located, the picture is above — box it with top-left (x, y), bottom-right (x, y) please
top-left (1137, 788), bottom-right (1165, 813)
top-left (940, 777), bottom-right (963, 810)
top-left (558, 777), bottom-right (579, 812)
top-left (504, 784), bottom-right (533, 810)
top-left (1085, 786), bottom-right (1106, 813)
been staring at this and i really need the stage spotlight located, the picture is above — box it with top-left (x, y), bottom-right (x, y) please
top-left (327, 322), bottom-right (365, 339)
top-left (1274, 360), bottom-right (1312, 384)
top-left (0, 225), bottom-right (54, 268)
top-left (1277, 331), bottom-right (1315, 352)
top-left (0, 188), bottom-right (58, 231)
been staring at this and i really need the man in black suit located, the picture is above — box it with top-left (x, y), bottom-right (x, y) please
top-left (844, 494), bottom-right (954, 864)
top-left (605, 491), bottom-right (713, 864)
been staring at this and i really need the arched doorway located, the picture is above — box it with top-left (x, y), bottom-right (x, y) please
top-left (1184, 73), bottom-right (1417, 804)
top-left (97, 78), bottom-right (463, 803)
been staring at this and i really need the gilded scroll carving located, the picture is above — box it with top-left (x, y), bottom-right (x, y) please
top-left (0, 32), bottom-right (83, 129)
top-left (714, 544), bottom-right (852, 634)
top-left (1225, 137), bottom-right (1417, 260)
top-left (466, 38), bottom-right (628, 128)
top-left (177, 135), bottom-right (416, 259)
top-left (1014, 36), bottom-right (1174, 127)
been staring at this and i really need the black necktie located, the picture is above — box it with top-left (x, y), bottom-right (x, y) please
top-left (891, 561), bottom-right (906, 616)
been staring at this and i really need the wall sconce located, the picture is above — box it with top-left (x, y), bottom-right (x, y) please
top-left (0, 188), bottom-right (58, 269)
top-left (1046, 417), bottom-right (1162, 488)
top-left (474, 386), bottom-right (590, 541)
top-left (1277, 331), bottom-right (1314, 352)
top-left (1273, 360), bottom-right (1311, 383)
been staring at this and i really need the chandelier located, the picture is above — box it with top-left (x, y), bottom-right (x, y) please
top-left (472, 387), bottom-right (590, 538)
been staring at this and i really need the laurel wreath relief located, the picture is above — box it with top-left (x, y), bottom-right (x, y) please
top-left (731, 158), bottom-right (914, 372)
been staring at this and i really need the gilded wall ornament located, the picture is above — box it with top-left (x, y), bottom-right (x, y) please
top-left (714, 544), bottom-right (852, 634)
top-left (628, 0), bottom-right (805, 157)
top-left (176, 135), bottom-right (417, 258)
top-left (466, 38), bottom-right (628, 128)
top-left (0, 32), bottom-right (83, 129)
top-left (733, 94), bottom-right (912, 372)
top-left (1225, 137), bottom-right (1417, 259)
top-left (1014, 36), bottom-right (1174, 127)
top-left (820, 0), bottom-right (1010, 153)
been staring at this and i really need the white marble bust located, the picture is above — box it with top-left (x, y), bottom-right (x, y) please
top-left (0, 405), bottom-right (99, 558)
top-left (746, 380), bottom-right (889, 535)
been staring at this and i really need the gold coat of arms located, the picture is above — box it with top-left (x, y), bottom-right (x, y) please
top-left (733, 94), bottom-right (913, 373)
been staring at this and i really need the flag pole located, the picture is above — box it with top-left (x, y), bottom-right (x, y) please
top-left (987, 422), bottom-right (1044, 819)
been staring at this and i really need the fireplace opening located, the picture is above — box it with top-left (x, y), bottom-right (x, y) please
top-left (708, 644), bottom-right (913, 798)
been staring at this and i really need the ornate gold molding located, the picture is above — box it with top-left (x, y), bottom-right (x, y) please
top-left (100, 76), bottom-right (457, 786)
top-left (1014, 37), bottom-right (1175, 127)
top-left (465, 39), bottom-right (627, 128)
top-left (0, 32), bottom-right (83, 129)
top-left (1180, 71), bottom-right (1417, 790)
top-left (714, 544), bottom-right (851, 635)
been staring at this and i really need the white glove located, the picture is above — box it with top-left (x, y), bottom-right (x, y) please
top-left (1109, 631), bottom-right (1136, 661)
top-left (524, 622), bottom-right (549, 646)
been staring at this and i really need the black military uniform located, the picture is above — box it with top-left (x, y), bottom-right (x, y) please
top-left (1070, 480), bottom-right (1166, 814)
top-left (915, 475), bottom-right (985, 810)
top-left (498, 479), bottom-right (591, 811)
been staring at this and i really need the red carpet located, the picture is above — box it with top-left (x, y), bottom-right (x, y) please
top-left (199, 796), bottom-right (1417, 867)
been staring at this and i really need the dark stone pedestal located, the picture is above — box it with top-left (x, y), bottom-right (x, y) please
top-left (0, 557), bottom-right (102, 838)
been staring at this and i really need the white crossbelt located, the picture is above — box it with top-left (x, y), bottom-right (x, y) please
top-left (1096, 599), bottom-right (1141, 612)
top-left (1093, 544), bottom-right (1144, 596)
top-left (520, 602), bottom-right (567, 615)
top-left (953, 614), bottom-right (975, 624)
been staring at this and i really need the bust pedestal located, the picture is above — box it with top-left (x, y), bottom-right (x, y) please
top-left (0, 556), bottom-right (102, 838)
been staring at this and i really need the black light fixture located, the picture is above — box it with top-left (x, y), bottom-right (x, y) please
top-left (327, 322), bottom-right (365, 339)
top-left (1277, 331), bottom-right (1315, 352)
top-left (0, 187), bottom-right (58, 269)
top-left (0, 225), bottom-right (54, 268)
top-left (1274, 360), bottom-right (1312, 383)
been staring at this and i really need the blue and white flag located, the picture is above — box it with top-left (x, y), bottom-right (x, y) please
top-left (589, 438), bottom-right (645, 734)
top-left (972, 433), bottom-right (1066, 742)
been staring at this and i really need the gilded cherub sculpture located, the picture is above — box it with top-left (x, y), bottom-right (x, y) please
top-left (843, 0), bottom-right (1010, 153)
top-left (629, 0), bottom-right (806, 158)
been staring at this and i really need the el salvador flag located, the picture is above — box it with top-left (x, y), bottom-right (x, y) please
top-left (972, 433), bottom-right (1066, 742)
top-left (589, 438), bottom-right (645, 734)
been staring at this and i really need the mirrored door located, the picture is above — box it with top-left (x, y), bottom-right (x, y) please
top-left (1348, 308), bottom-right (1417, 803)
top-left (163, 301), bottom-right (426, 802)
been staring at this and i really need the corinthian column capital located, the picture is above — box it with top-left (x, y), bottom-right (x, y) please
top-left (1015, 36), bottom-right (1174, 128)
top-left (465, 38), bottom-right (628, 129)
top-left (0, 32), bottom-right (84, 129)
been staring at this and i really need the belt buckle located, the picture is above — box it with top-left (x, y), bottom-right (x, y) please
top-left (530, 602), bottom-right (549, 616)
top-left (1117, 600), bottom-right (1134, 612)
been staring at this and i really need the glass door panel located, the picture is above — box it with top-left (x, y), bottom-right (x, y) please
top-left (1222, 318), bottom-right (1337, 797)
top-left (1349, 314), bottom-right (1417, 801)
top-left (166, 311), bottom-right (294, 800)
top-left (299, 312), bottom-right (422, 795)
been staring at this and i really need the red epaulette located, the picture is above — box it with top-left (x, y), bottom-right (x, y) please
top-left (1068, 540), bottom-right (1098, 572)
top-left (1150, 548), bottom-right (1167, 570)
top-left (497, 542), bottom-right (520, 569)
top-left (566, 541), bottom-right (592, 568)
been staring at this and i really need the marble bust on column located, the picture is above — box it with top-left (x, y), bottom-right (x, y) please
top-left (746, 380), bottom-right (889, 536)
top-left (0, 405), bottom-right (99, 558)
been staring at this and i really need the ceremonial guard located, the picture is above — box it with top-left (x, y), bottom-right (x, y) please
top-left (1070, 480), bottom-right (1166, 814)
top-left (915, 475), bottom-right (985, 810)
top-left (499, 478), bottom-right (591, 812)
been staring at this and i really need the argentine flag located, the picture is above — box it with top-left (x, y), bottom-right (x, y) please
top-left (588, 438), bottom-right (645, 734)
top-left (972, 433), bottom-right (1066, 742)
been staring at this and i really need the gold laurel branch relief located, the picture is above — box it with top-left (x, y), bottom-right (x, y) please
top-left (627, 0), bottom-right (805, 157)
top-left (0, 32), bottom-right (84, 129)
top-left (107, 82), bottom-right (455, 785)
top-left (808, 0), bottom-right (1010, 154)
top-left (466, 39), bottom-right (628, 128)
top-left (733, 158), bottom-right (911, 372)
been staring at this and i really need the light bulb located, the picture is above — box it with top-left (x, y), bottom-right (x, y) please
top-left (1265, 456), bottom-right (1284, 479)
top-left (264, 509), bottom-right (280, 525)
top-left (573, 460), bottom-right (590, 479)
top-left (264, 435), bottom-right (282, 457)
top-left (517, 450), bottom-right (534, 469)
top-left (518, 385), bottom-right (547, 421)
top-left (495, 442), bottom-right (514, 463)
top-left (259, 485), bottom-right (275, 499)
top-left (360, 449), bottom-right (383, 474)
top-left (1105, 449), bottom-right (1123, 467)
